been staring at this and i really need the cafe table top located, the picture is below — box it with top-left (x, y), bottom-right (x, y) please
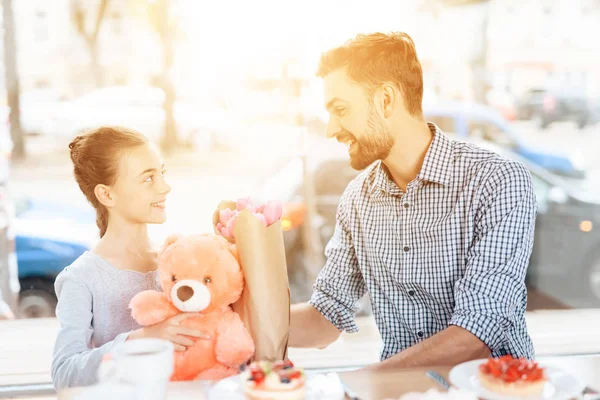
top-left (55, 354), bottom-right (600, 400)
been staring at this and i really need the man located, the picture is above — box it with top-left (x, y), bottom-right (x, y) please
top-left (289, 32), bottom-right (536, 370)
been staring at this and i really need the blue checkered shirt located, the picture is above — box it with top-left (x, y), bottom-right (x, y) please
top-left (309, 123), bottom-right (536, 361)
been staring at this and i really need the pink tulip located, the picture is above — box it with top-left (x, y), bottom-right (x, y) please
top-left (218, 198), bottom-right (283, 240)
top-left (262, 201), bottom-right (282, 226)
top-left (220, 225), bottom-right (233, 239)
top-left (236, 197), bottom-right (255, 212)
top-left (253, 212), bottom-right (267, 227)
top-left (219, 208), bottom-right (234, 226)
top-left (216, 222), bottom-right (228, 238)
top-left (222, 214), bottom-right (237, 238)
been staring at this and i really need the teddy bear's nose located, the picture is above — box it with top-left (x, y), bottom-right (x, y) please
top-left (177, 285), bottom-right (194, 302)
top-left (170, 279), bottom-right (211, 312)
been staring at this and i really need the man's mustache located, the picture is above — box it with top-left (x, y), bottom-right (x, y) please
top-left (334, 130), bottom-right (356, 143)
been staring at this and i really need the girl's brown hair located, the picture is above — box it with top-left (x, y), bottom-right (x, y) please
top-left (68, 126), bottom-right (148, 238)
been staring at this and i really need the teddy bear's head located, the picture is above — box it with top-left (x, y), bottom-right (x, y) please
top-left (157, 233), bottom-right (244, 313)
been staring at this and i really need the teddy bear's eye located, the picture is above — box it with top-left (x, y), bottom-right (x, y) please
top-left (203, 276), bottom-right (212, 284)
top-left (171, 275), bottom-right (177, 283)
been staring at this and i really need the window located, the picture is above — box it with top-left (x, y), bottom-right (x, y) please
top-left (4, 7), bottom-right (600, 393)
top-left (33, 10), bottom-right (49, 43)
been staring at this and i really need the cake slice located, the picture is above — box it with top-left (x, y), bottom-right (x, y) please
top-left (478, 355), bottom-right (546, 397)
top-left (242, 360), bottom-right (306, 400)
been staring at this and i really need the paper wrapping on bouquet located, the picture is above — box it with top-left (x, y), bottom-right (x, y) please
top-left (213, 200), bottom-right (290, 362)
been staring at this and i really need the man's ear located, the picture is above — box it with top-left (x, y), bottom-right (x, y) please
top-left (380, 82), bottom-right (401, 118)
top-left (94, 184), bottom-right (115, 208)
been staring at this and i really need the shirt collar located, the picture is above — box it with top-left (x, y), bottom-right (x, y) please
top-left (417, 123), bottom-right (454, 186)
top-left (369, 123), bottom-right (454, 195)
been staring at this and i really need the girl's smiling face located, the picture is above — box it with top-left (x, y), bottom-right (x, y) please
top-left (108, 143), bottom-right (171, 225)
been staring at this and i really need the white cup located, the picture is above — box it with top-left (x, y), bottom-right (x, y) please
top-left (99, 338), bottom-right (174, 400)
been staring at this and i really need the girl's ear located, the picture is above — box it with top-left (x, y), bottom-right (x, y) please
top-left (94, 184), bottom-right (115, 208)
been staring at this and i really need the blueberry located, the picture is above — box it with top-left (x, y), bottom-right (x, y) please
top-left (280, 377), bottom-right (291, 383)
top-left (283, 365), bottom-right (292, 370)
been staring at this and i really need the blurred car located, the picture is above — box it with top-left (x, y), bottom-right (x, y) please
top-left (0, 186), bottom-right (19, 320)
top-left (14, 196), bottom-right (95, 318)
top-left (516, 86), bottom-right (590, 129)
top-left (256, 134), bottom-right (600, 308)
top-left (19, 88), bottom-right (71, 136)
top-left (486, 88), bottom-right (517, 121)
top-left (304, 100), bottom-right (585, 179)
top-left (477, 141), bottom-right (600, 308)
top-left (424, 101), bottom-right (587, 179)
top-left (41, 86), bottom-right (205, 146)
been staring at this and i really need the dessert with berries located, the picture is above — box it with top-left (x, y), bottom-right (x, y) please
top-left (478, 355), bottom-right (547, 397)
top-left (242, 359), bottom-right (306, 400)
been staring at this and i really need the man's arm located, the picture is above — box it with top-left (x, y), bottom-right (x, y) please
top-left (289, 192), bottom-right (366, 349)
top-left (289, 303), bottom-right (341, 349)
top-left (366, 326), bottom-right (490, 371)
top-left (366, 161), bottom-right (536, 371)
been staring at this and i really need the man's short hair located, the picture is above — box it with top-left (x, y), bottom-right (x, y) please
top-left (317, 32), bottom-right (424, 117)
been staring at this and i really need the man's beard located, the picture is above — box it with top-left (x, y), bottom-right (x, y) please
top-left (341, 111), bottom-right (394, 171)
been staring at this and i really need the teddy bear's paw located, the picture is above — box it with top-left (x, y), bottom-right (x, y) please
top-left (195, 365), bottom-right (238, 381)
top-left (129, 291), bottom-right (178, 326)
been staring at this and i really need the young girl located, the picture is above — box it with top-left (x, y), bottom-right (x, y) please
top-left (51, 126), bottom-right (209, 389)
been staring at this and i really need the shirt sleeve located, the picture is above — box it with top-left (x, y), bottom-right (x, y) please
top-left (449, 161), bottom-right (537, 355)
top-left (51, 269), bottom-right (131, 389)
top-left (308, 192), bottom-right (366, 333)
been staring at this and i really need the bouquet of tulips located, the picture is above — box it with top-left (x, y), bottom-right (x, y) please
top-left (212, 197), bottom-right (289, 362)
top-left (215, 197), bottom-right (283, 241)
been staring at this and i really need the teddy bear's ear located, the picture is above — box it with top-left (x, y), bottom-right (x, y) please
top-left (227, 243), bottom-right (239, 262)
top-left (160, 234), bottom-right (182, 255)
top-left (214, 234), bottom-right (239, 262)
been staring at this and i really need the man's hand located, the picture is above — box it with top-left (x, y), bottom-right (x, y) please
top-left (289, 303), bottom-right (341, 349)
top-left (363, 325), bottom-right (490, 371)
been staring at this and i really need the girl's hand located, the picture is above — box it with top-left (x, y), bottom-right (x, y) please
top-left (128, 312), bottom-right (211, 351)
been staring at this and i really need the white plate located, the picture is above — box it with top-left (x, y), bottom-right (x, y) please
top-left (206, 371), bottom-right (345, 400)
top-left (449, 359), bottom-right (585, 400)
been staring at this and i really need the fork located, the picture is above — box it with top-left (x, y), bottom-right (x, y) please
top-left (425, 370), bottom-right (451, 390)
top-left (340, 379), bottom-right (361, 400)
top-left (582, 386), bottom-right (600, 400)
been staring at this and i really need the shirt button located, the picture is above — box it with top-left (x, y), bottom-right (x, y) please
top-left (403, 246), bottom-right (410, 253)
top-left (417, 331), bottom-right (424, 338)
top-left (408, 290), bottom-right (415, 296)
top-left (403, 202), bottom-right (410, 208)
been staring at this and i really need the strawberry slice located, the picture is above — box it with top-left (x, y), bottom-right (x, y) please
top-left (288, 370), bottom-right (302, 380)
top-left (481, 355), bottom-right (545, 383)
top-left (251, 369), bottom-right (265, 385)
